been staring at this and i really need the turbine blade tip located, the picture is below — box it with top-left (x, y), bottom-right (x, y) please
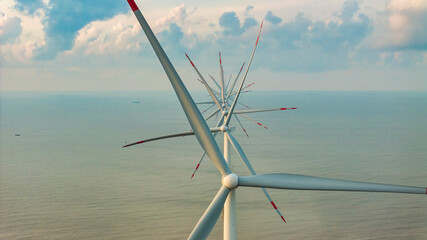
top-left (281, 216), bottom-right (286, 223)
top-left (127, 0), bottom-right (139, 11)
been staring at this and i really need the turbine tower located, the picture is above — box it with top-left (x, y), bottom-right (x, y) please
top-left (124, 1), bottom-right (426, 239)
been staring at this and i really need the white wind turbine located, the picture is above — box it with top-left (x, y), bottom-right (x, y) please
top-left (124, 1), bottom-right (426, 239)
top-left (123, 20), bottom-right (296, 222)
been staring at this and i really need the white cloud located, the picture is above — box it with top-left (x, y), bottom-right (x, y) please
top-left (68, 13), bottom-right (143, 56)
top-left (0, 12), bottom-right (22, 43)
top-left (378, 0), bottom-right (427, 49)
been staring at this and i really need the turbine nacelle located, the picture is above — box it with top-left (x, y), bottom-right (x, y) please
top-left (222, 173), bottom-right (239, 190)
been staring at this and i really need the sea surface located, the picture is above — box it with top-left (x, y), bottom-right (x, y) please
top-left (0, 91), bottom-right (426, 240)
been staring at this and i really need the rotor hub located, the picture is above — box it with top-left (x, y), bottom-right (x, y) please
top-left (220, 125), bottom-right (229, 132)
top-left (222, 173), bottom-right (238, 190)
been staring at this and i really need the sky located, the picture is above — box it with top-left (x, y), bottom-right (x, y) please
top-left (0, 0), bottom-right (426, 91)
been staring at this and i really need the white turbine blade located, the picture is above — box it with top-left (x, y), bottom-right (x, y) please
top-left (123, 127), bottom-right (222, 148)
top-left (226, 132), bottom-right (256, 174)
top-left (191, 113), bottom-right (225, 179)
top-left (185, 53), bottom-right (223, 112)
top-left (234, 107), bottom-right (297, 114)
top-left (225, 62), bottom-right (245, 100)
top-left (226, 132), bottom-right (286, 222)
top-left (240, 113), bottom-right (269, 129)
top-left (205, 108), bottom-right (221, 121)
top-left (228, 90), bottom-right (251, 98)
top-left (237, 101), bottom-right (251, 109)
top-left (196, 101), bottom-right (215, 105)
top-left (234, 115), bottom-right (249, 137)
top-left (188, 186), bottom-right (230, 240)
top-left (190, 132), bottom-right (220, 179)
top-left (225, 73), bottom-right (232, 95)
top-left (191, 151), bottom-right (207, 179)
top-left (224, 21), bottom-right (263, 127)
top-left (219, 52), bottom-right (225, 105)
top-left (127, 0), bottom-right (231, 176)
top-left (201, 103), bottom-right (216, 114)
top-left (238, 173), bottom-right (427, 194)
top-left (242, 82), bottom-right (255, 91)
top-left (123, 131), bottom-right (196, 148)
top-left (261, 188), bottom-right (286, 222)
top-left (209, 74), bottom-right (222, 92)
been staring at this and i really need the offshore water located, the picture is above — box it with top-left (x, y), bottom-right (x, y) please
top-left (0, 91), bottom-right (426, 240)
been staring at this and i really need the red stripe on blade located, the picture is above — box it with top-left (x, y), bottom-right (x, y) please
top-left (281, 216), bottom-right (286, 223)
top-left (280, 108), bottom-right (287, 110)
top-left (196, 164), bottom-right (200, 170)
top-left (257, 123), bottom-right (262, 126)
top-left (271, 201), bottom-right (278, 209)
top-left (127, 0), bottom-right (139, 11)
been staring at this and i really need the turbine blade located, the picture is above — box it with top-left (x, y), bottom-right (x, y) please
top-left (219, 52), bottom-right (225, 105)
top-left (224, 21), bottom-right (263, 127)
top-left (202, 103), bottom-right (216, 114)
top-left (225, 73), bottom-right (232, 95)
top-left (123, 131), bottom-right (195, 148)
top-left (234, 107), bottom-right (297, 114)
top-left (237, 101), bottom-right (252, 109)
top-left (226, 132), bottom-right (286, 222)
top-left (242, 82), bottom-right (255, 91)
top-left (123, 127), bottom-right (222, 148)
top-left (238, 173), bottom-right (427, 194)
top-left (225, 62), bottom-right (245, 100)
top-left (196, 101), bottom-right (215, 105)
top-left (191, 151), bottom-right (206, 179)
top-left (188, 186), bottom-right (230, 240)
top-left (226, 132), bottom-right (255, 174)
top-left (209, 74), bottom-right (222, 92)
top-left (205, 108), bottom-right (221, 121)
top-left (191, 113), bottom-right (225, 179)
top-left (185, 53), bottom-right (224, 112)
top-left (240, 114), bottom-right (268, 129)
top-left (127, 0), bottom-right (230, 176)
top-left (234, 115), bottom-right (249, 137)
top-left (262, 188), bottom-right (286, 223)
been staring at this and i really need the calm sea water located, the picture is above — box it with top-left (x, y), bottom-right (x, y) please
top-left (1, 91), bottom-right (426, 239)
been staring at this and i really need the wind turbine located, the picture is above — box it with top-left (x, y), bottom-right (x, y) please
top-left (124, 1), bottom-right (426, 239)
top-left (124, 29), bottom-right (297, 181)
top-left (123, 20), bottom-right (294, 223)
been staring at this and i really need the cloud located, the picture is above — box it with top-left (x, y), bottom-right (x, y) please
top-left (158, 23), bottom-right (185, 54)
top-left (378, 0), bottom-right (427, 50)
top-left (70, 13), bottom-right (142, 56)
top-left (265, 11), bottom-right (282, 25)
top-left (153, 4), bottom-right (188, 30)
top-left (34, 0), bottom-right (129, 60)
top-left (0, 13), bottom-right (23, 44)
top-left (219, 12), bottom-right (257, 36)
top-left (14, 0), bottom-right (45, 15)
top-left (254, 0), bottom-right (373, 72)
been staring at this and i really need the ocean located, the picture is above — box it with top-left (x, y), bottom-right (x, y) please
top-left (0, 91), bottom-right (426, 239)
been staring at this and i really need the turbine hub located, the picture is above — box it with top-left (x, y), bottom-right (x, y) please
top-left (222, 173), bottom-right (238, 190)
top-left (222, 110), bottom-right (228, 116)
top-left (220, 125), bottom-right (229, 132)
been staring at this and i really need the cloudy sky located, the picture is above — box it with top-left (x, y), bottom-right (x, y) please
top-left (0, 0), bottom-right (426, 91)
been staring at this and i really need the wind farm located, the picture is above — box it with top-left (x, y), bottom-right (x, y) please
top-left (124, 0), bottom-right (426, 239)
top-left (1, 1), bottom-right (426, 240)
